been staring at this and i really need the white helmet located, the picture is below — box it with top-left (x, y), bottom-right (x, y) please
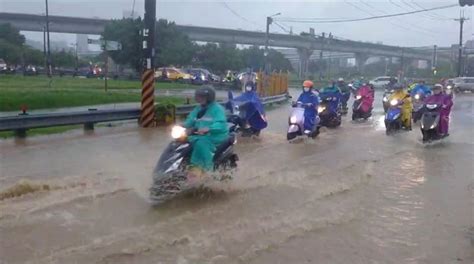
top-left (338, 77), bottom-right (344, 82)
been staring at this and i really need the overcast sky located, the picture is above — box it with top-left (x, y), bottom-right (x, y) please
top-left (1, 0), bottom-right (472, 48)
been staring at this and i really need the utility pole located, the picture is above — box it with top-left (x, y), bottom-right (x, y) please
top-left (45, 0), bottom-right (52, 77)
top-left (432, 45), bottom-right (438, 75)
top-left (319, 33), bottom-right (325, 80)
top-left (139, 0), bottom-right (156, 127)
top-left (43, 26), bottom-right (47, 73)
top-left (264, 12), bottom-right (280, 73)
top-left (455, 11), bottom-right (469, 77)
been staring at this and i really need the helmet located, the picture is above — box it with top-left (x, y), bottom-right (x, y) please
top-left (195, 86), bottom-right (216, 104)
top-left (338, 77), bottom-right (344, 82)
top-left (393, 83), bottom-right (404, 90)
top-left (433, 84), bottom-right (443, 90)
top-left (303, 80), bottom-right (314, 88)
top-left (244, 81), bottom-right (256, 91)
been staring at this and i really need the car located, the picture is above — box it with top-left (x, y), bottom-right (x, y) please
top-left (0, 59), bottom-right (7, 73)
top-left (452, 77), bottom-right (474, 92)
top-left (23, 65), bottom-right (38, 76)
top-left (369, 76), bottom-right (396, 89)
top-left (155, 67), bottom-right (191, 82)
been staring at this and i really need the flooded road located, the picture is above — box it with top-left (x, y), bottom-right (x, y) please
top-left (1, 90), bottom-right (473, 264)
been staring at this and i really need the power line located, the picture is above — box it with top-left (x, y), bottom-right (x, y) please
top-left (273, 21), bottom-right (291, 34)
top-left (221, 2), bottom-right (258, 26)
top-left (359, 0), bottom-right (440, 35)
top-left (276, 3), bottom-right (458, 23)
top-left (342, 0), bottom-right (438, 38)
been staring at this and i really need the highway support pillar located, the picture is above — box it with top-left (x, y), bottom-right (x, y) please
top-left (355, 53), bottom-right (369, 76)
top-left (140, 0), bottom-right (156, 128)
top-left (297, 48), bottom-right (313, 79)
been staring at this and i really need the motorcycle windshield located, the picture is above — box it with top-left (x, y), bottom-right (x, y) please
top-left (421, 111), bottom-right (440, 130)
top-left (154, 142), bottom-right (192, 178)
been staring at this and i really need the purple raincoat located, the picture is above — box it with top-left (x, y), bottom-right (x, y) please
top-left (424, 93), bottom-right (453, 135)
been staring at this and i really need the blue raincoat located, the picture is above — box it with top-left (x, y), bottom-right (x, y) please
top-left (319, 86), bottom-right (342, 113)
top-left (410, 84), bottom-right (432, 97)
top-left (233, 87), bottom-right (267, 130)
top-left (297, 89), bottom-right (320, 131)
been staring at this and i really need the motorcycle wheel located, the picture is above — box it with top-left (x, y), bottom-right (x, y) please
top-left (287, 132), bottom-right (298, 141)
top-left (352, 113), bottom-right (357, 121)
top-left (149, 171), bottom-right (187, 204)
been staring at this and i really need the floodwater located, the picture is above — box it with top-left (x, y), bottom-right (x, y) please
top-left (0, 90), bottom-right (473, 264)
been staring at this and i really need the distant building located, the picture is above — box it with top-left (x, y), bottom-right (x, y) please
top-left (76, 34), bottom-right (89, 54)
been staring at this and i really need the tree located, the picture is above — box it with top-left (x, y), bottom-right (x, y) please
top-left (102, 18), bottom-right (143, 72)
top-left (23, 47), bottom-right (44, 66)
top-left (155, 19), bottom-right (196, 68)
top-left (51, 49), bottom-right (76, 68)
top-left (0, 23), bottom-right (25, 46)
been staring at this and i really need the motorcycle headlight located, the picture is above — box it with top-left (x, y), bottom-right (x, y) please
top-left (290, 116), bottom-right (297, 123)
top-left (317, 106), bottom-right (326, 113)
top-left (446, 85), bottom-right (452, 90)
top-left (383, 97), bottom-right (388, 102)
top-left (414, 94), bottom-right (420, 100)
top-left (171, 125), bottom-right (186, 139)
top-left (390, 99), bottom-right (398, 106)
top-left (356, 95), bottom-right (362, 100)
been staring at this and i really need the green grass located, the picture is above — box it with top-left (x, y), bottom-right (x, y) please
top-left (0, 75), bottom-right (192, 90)
top-left (0, 125), bottom-right (81, 139)
top-left (0, 75), bottom-right (186, 111)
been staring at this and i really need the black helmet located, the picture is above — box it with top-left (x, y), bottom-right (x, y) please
top-left (195, 86), bottom-right (216, 105)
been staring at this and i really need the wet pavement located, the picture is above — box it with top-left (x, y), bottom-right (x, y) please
top-left (0, 90), bottom-right (473, 264)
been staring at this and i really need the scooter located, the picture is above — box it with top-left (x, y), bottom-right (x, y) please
top-left (287, 102), bottom-right (320, 141)
top-left (412, 92), bottom-right (426, 123)
top-left (352, 94), bottom-right (372, 121)
top-left (420, 103), bottom-right (446, 143)
top-left (149, 125), bottom-right (239, 203)
top-left (384, 98), bottom-right (405, 135)
top-left (318, 97), bottom-right (342, 128)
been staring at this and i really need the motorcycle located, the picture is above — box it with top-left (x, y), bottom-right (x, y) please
top-left (318, 97), bottom-right (342, 128)
top-left (411, 93), bottom-right (426, 123)
top-left (352, 94), bottom-right (372, 120)
top-left (384, 98), bottom-right (404, 135)
top-left (287, 102), bottom-right (320, 140)
top-left (149, 125), bottom-right (239, 203)
top-left (226, 92), bottom-right (266, 137)
top-left (382, 89), bottom-right (394, 113)
top-left (420, 103), bottom-right (445, 143)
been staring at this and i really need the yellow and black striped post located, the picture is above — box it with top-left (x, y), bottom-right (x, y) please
top-left (140, 0), bottom-right (156, 127)
top-left (140, 69), bottom-right (155, 127)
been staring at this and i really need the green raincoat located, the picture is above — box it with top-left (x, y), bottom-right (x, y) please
top-left (183, 102), bottom-right (229, 171)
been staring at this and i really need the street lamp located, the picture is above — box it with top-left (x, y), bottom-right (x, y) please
top-left (264, 12), bottom-right (281, 73)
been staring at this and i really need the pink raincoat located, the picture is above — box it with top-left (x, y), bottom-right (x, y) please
top-left (357, 85), bottom-right (374, 113)
top-left (424, 93), bottom-right (453, 135)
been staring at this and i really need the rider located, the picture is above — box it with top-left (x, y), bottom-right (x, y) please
top-left (388, 83), bottom-right (413, 130)
top-left (297, 80), bottom-right (320, 134)
top-left (386, 77), bottom-right (398, 91)
top-left (336, 77), bottom-right (351, 110)
top-left (183, 86), bottom-right (229, 175)
top-left (356, 83), bottom-right (374, 113)
top-left (410, 80), bottom-right (432, 98)
top-left (319, 81), bottom-right (342, 114)
top-left (233, 81), bottom-right (267, 135)
top-left (424, 84), bottom-right (453, 137)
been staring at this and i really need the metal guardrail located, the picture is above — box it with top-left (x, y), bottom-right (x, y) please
top-left (0, 94), bottom-right (289, 134)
